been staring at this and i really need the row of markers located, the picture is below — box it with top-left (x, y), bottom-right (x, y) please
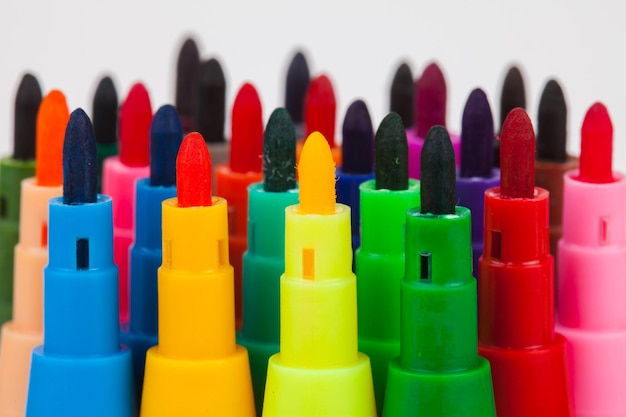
top-left (0, 38), bottom-right (622, 417)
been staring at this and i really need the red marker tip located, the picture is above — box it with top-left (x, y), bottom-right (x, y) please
top-left (578, 102), bottom-right (614, 184)
top-left (119, 82), bottom-right (152, 167)
top-left (500, 108), bottom-right (535, 199)
top-left (304, 74), bottom-right (337, 147)
top-left (176, 132), bottom-right (212, 207)
top-left (230, 82), bottom-right (263, 174)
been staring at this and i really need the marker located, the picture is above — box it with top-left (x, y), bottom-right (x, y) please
top-left (389, 62), bottom-right (414, 128)
top-left (556, 103), bottom-right (626, 417)
top-left (478, 108), bottom-right (572, 417)
top-left (237, 107), bottom-right (299, 414)
top-left (284, 50), bottom-right (310, 138)
top-left (356, 112), bottom-right (420, 415)
top-left (262, 132), bottom-right (376, 417)
top-left (93, 75), bottom-right (119, 192)
top-left (494, 65), bottom-right (526, 167)
top-left (215, 82), bottom-right (263, 329)
top-left (195, 58), bottom-right (229, 190)
top-left (407, 62), bottom-right (460, 179)
top-left (383, 126), bottom-right (496, 417)
top-left (0, 89), bottom-right (67, 417)
top-left (456, 88), bottom-right (499, 276)
top-left (175, 37), bottom-right (200, 132)
top-left (120, 104), bottom-right (182, 400)
top-left (25, 108), bottom-right (135, 417)
top-left (0, 73), bottom-right (41, 325)
top-left (534, 80), bottom-right (578, 262)
top-left (299, 74), bottom-right (341, 165)
top-left (102, 82), bottom-right (152, 324)
top-left (140, 132), bottom-right (255, 417)
top-left (336, 99), bottom-right (374, 251)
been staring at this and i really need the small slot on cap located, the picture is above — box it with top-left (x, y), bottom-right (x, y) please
top-left (420, 251), bottom-right (432, 282)
top-left (76, 238), bottom-right (89, 270)
top-left (303, 248), bottom-right (314, 280)
top-left (41, 222), bottom-right (48, 247)
top-left (600, 216), bottom-right (609, 245)
top-left (491, 230), bottom-right (502, 259)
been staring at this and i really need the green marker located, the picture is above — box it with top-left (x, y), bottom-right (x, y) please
top-left (0, 74), bottom-right (41, 324)
top-left (383, 126), bottom-right (495, 417)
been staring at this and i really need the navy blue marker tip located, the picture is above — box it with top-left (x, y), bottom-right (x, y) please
top-left (342, 99), bottom-right (374, 175)
top-left (63, 108), bottom-right (97, 205)
top-left (150, 104), bottom-right (183, 187)
top-left (460, 88), bottom-right (495, 178)
top-left (285, 51), bottom-right (310, 125)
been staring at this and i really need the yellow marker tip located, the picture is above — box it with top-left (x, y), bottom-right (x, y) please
top-left (297, 131), bottom-right (336, 214)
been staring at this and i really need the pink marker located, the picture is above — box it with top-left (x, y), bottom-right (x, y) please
top-left (556, 102), bottom-right (626, 417)
top-left (102, 83), bottom-right (151, 324)
top-left (406, 62), bottom-right (460, 179)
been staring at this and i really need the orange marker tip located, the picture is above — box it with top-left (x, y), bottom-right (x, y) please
top-left (35, 89), bottom-right (69, 186)
top-left (176, 132), bottom-right (213, 208)
top-left (297, 131), bottom-right (336, 215)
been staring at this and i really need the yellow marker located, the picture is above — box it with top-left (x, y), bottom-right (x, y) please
top-left (262, 131), bottom-right (376, 417)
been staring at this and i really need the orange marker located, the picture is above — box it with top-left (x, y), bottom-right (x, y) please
top-left (140, 132), bottom-right (255, 417)
top-left (0, 90), bottom-right (68, 417)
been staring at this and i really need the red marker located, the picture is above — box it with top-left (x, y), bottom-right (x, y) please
top-left (478, 108), bottom-right (572, 417)
top-left (102, 82), bottom-right (152, 324)
top-left (215, 82), bottom-right (263, 328)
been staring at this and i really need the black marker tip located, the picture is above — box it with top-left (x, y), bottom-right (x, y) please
top-left (63, 108), bottom-right (97, 205)
top-left (390, 62), bottom-right (414, 128)
top-left (536, 79), bottom-right (567, 162)
top-left (375, 112), bottom-right (408, 191)
top-left (176, 37), bottom-right (200, 119)
top-left (150, 104), bottom-right (183, 187)
top-left (92, 76), bottom-right (118, 146)
top-left (285, 51), bottom-right (310, 125)
top-left (263, 108), bottom-right (296, 192)
top-left (420, 125), bottom-right (456, 215)
top-left (194, 58), bottom-right (226, 143)
top-left (13, 73), bottom-right (42, 160)
top-left (499, 66), bottom-right (526, 131)
top-left (341, 99), bottom-right (374, 175)
top-left (460, 88), bottom-right (495, 178)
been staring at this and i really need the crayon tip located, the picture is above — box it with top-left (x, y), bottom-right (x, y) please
top-left (304, 74), bottom-right (337, 147)
top-left (298, 131), bottom-right (335, 215)
top-left (415, 62), bottom-right (447, 138)
top-left (36, 90), bottom-right (69, 186)
top-left (230, 82), bottom-right (263, 173)
top-left (578, 102), bottom-right (614, 184)
top-left (175, 37), bottom-right (201, 120)
top-left (63, 108), bottom-right (97, 205)
top-left (13, 73), bottom-right (42, 160)
top-left (119, 82), bottom-right (152, 167)
top-left (341, 99), bottom-right (374, 175)
top-left (194, 58), bottom-right (226, 144)
top-left (375, 112), bottom-right (409, 191)
top-left (420, 126), bottom-right (456, 215)
top-left (389, 62), bottom-right (414, 128)
top-left (263, 108), bottom-right (296, 192)
top-left (150, 105), bottom-right (183, 187)
top-left (92, 76), bottom-right (119, 146)
top-left (285, 51), bottom-right (310, 124)
top-left (177, 132), bottom-right (212, 208)
top-left (500, 108), bottom-right (535, 199)
top-left (460, 88), bottom-right (495, 178)
top-left (536, 79), bottom-right (567, 163)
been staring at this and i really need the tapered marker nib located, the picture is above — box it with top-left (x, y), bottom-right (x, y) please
top-left (304, 74), bottom-right (337, 147)
top-left (500, 108), bottom-right (535, 198)
top-left (263, 108), bottom-right (296, 192)
top-left (13, 73), bottom-right (42, 160)
top-left (375, 112), bottom-right (408, 191)
top-left (36, 90), bottom-right (69, 186)
top-left (298, 132), bottom-right (335, 215)
top-left (63, 109), bottom-right (97, 205)
top-left (341, 100), bottom-right (374, 174)
top-left (578, 102), bottom-right (614, 184)
top-left (119, 83), bottom-right (152, 167)
top-left (390, 62), bottom-right (414, 128)
top-left (194, 58), bottom-right (226, 143)
top-left (93, 76), bottom-right (118, 146)
top-left (230, 83), bottom-right (263, 173)
top-left (536, 80), bottom-right (567, 162)
top-left (175, 37), bottom-right (200, 126)
top-left (420, 126), bottom-right (456, 215)
top-left (177, 132), bottom-right (212, 208)
top-left (415, 62), bottom-right (447, 138)
top-left (460, 88), bottom-right (494, 178)
top-left (285, 51), bottom-right (310, 125)
top-left (499, 66), bottom-right (526, 132)
top-left (150, 105), bottom-right (183, 187)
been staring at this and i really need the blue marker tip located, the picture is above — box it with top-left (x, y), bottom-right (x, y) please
top-left (63, 108), bottom-right (97, 205)
top-left (150, 104), bottom-right (183, 187)
top-left (341, 99), bottom-right (374, 174)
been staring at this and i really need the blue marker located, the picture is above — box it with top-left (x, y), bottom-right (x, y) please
top-left (25, 108), bottom-right (135, 417)
top-left (120, 104), bottom-right (182, 398)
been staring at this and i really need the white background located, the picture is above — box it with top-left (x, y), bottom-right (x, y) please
top-left (0, 0), bottom-right (624, 170)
